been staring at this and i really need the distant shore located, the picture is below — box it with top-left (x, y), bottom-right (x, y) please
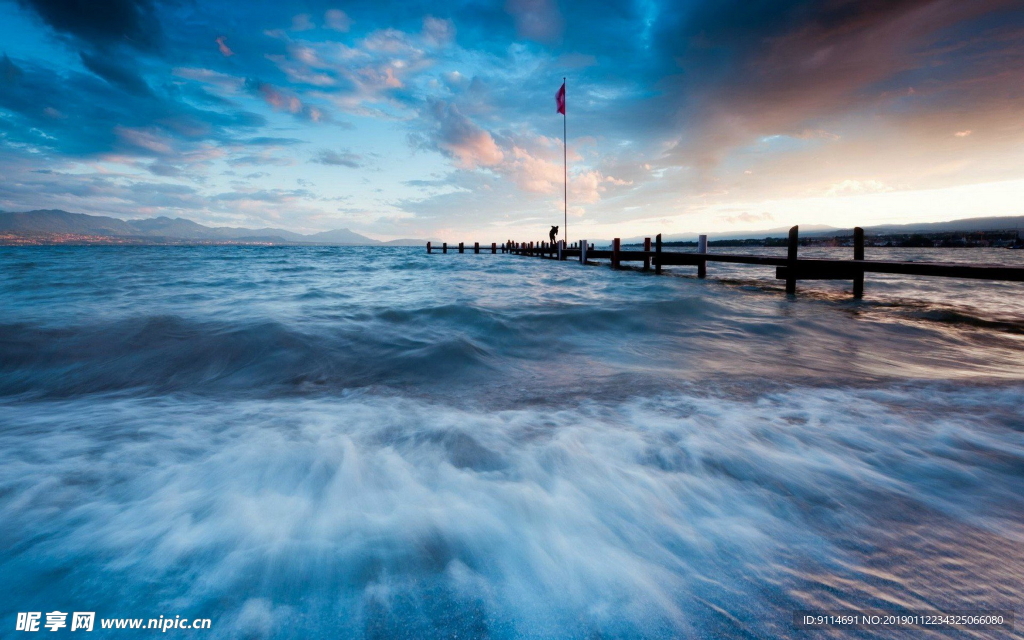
top-left (0, 233), bottom-right (390, 247)
top-left (625, 229), bottom-right (1023, 249)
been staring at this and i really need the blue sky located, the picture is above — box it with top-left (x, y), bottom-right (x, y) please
top-left (1, 0), bottom-right (1022, 240)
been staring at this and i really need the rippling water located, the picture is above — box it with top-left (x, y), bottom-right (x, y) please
top-left (1, 246), bottom-right (1022, 638)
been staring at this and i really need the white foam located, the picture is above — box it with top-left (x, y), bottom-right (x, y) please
top-left (0, 386), bottom-right (1021, 637)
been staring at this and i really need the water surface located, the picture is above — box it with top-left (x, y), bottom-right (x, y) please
top-left (1, 246), bottom-right (1022, 638)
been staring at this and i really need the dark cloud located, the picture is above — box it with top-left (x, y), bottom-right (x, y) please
top-left (0, 56), bottom-right (266, 158)
top-left (16, 0), bottom-right (164, 51)
top-left (652, 1), bottom-right (1023, 152)
top-left (1, 54), bottom-right (23, 82)
top-left (79, 51), bottom-right (151, 95)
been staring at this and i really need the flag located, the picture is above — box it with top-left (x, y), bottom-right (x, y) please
top-left (555, 81), bottom-right (565, 114)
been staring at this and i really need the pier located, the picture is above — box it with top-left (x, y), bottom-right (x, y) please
top-left (428, 226), bottom-right (1024, 298)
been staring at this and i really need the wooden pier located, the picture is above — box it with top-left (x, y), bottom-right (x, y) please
top-left (428, 226), bottom-right (1024, 298)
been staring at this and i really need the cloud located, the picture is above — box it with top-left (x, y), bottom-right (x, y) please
top-left (215, 36), bottom-right (234, 57)
top-left (658, 0), bottom-right (1019, 171)
top-left (422, 16), bottom-right (455, 46)
top-left (15, 0), bottom-right (162, 50)
top-left (324, 9), bottom-right (352, 32)
top-left (79, 51), bottom-right (151, 95)
top-left (0, 55), bottom-right (265, 160)
top-left (245, 79), bottom-right (326, 121)
top-left (719, 211), bottom-right (774, 225)
top-left (422, 101), bottom-right (504, 169)
top-left (312, 149), bottom-right (363, 168)
top-left (3, 0), bottom-right (1024, 239)
top-left (291, 14), bottom-right (315, 31)
top-left (1, 54), bottom-right (23, 82)
top-left (825, 180), bottom-right (895, 197)
top-left (505, 0), bottom-right (563, 43)
top-left (115, 126), bottom-right (174, 155)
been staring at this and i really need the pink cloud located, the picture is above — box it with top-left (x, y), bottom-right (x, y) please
top-left (249, 81), bottom-right (325, 122)
top-left (215, 36), bottom-right (234, 57)
top-left (115, 127), bottom-right (174, 155)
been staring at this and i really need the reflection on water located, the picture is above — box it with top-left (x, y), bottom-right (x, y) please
top-left (0, 246), bottom-right (1022, 638)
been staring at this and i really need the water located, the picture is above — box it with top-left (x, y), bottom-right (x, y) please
top-left (1, 246), bottom-right (1022, 638)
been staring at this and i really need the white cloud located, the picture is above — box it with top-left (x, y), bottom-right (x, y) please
top-left (825, 179), bottom-right (895, 197)
top-left (324, 9), bottom-right (352, 32)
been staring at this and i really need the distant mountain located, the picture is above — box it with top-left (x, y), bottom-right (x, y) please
top-left (0, 210), bottom-right (138, 236)
top-left (621, 215), bottom-right (1024, 243)
top-left (382, 238), bottom-right (438, 246)
top-left (306, 228), bottom-right (380, 244)
top-left (844, 215), bottom-right (1024, 235)
top-left (0, 210), bottom-right (402, 246)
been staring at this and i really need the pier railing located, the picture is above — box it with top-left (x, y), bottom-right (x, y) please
top-left (428, 227), bottom-right (1024, 298)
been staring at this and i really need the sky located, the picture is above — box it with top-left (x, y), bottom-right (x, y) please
top-left (0, 0), bottom-right (1022, 241)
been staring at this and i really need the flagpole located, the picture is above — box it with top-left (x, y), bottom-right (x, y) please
top-left (562, 77), bottom-right (567, 246)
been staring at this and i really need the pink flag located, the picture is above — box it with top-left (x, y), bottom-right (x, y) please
top-left (555, 81), bottom-right (565, 114)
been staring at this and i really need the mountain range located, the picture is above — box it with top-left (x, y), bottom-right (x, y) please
top-left (621, 215), bottom-right (1024, 244)
top-left (0, 210), bottom-right (427, 246)
top-left (3, 209), bottom-right (1022, 246)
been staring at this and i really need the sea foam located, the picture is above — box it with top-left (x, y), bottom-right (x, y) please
top-left (1, 386), bottom-right (1021, 638)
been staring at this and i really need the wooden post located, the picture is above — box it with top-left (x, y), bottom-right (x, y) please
top-left (612, 238), bottom-right (621, 269)
top-left (557, 240), bottom-right (563, 261)
top-left (492, 242), bottom-right (497, 254)
top-left (643, 237), bottom-right (651, 270)
top-left (580, 239), bottom-right (587, 264)
top-left (459, 242), bottom-right (464, 254)
top-left (853, 227), bottom-right (864, 299)
top-left (655, 233), bottom-right (662, 274)
top-left (427, 241), bottom-right (432, 254)
top-left (443, 242), bottom-right (447, 254)
top-left (786, 225), bottom-right (799, 294)
top-left (698, 234), bottom-right (707, 278)
top-left (474, 242), bottom-right (479, 254)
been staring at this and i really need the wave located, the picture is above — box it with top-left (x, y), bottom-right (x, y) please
top-left (0, 385), bottom-right (1021, 638)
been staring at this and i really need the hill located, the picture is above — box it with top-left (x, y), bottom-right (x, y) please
top-left (0, 210), bottom-right (394, 246)
top-left (621, 215), bottom-right (1024, 244)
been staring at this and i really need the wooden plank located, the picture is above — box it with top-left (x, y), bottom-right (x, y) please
top-left (776, 266), bottom-right (862, 280)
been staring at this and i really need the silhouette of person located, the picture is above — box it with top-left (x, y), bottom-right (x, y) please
top-left (549, 225), bottom-right (559, 244)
